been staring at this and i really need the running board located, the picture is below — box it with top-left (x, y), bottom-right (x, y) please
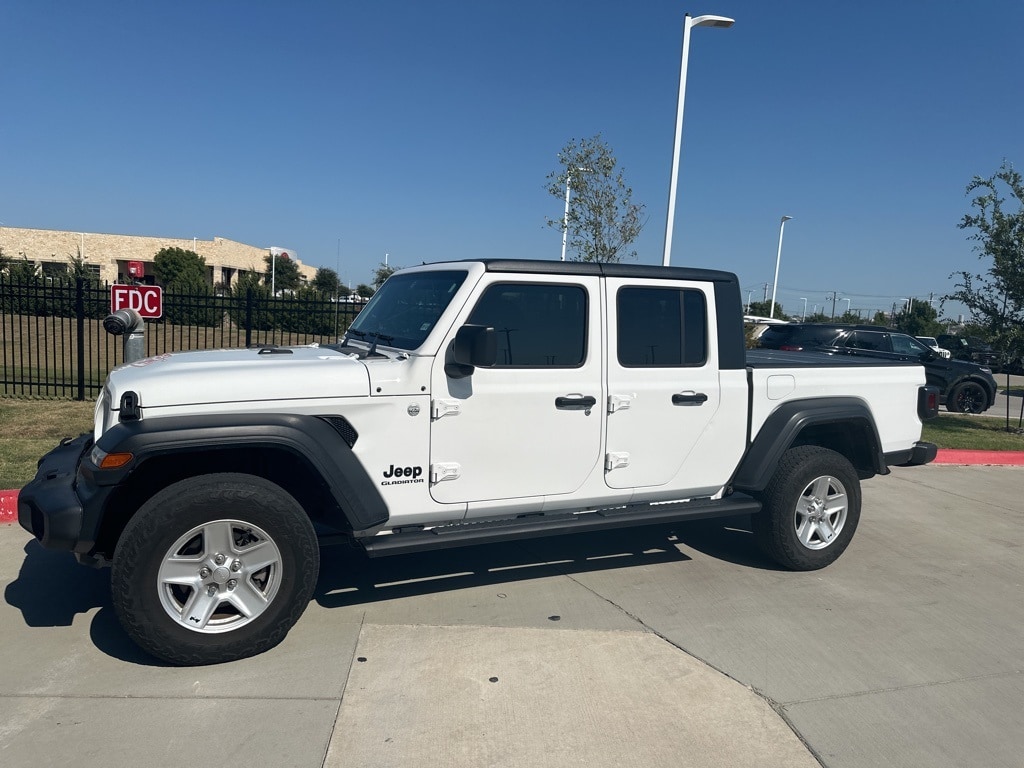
top-left (358, 494), bottom-right (761, 557)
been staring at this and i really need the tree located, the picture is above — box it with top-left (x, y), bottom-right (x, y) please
top-left (372, 262), bottom-right (394, 290)
top-left (545, 134), bottom-right (646, 263)
top-left (312, 267), bottom-right (340, 296)
top-left (355, 283), bottom-right (375, 298)
top-left (6, 254), bottom-right (38, 281)
top-left (154, 247), bottom-right (207, 288)
top-left (946, 161), bottom-right (1024, 364)
top-left (891, 300), bottom-right (944, 337)
top-left (746, 300), bottom-right (789, 321)
top-left (264, 252), bottom-right (301, 292)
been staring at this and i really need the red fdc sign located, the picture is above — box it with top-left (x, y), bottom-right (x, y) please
top-left (110, 284), bottom-right (163, 319)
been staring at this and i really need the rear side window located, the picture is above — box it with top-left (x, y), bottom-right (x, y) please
top-left (467, 282), bottom-right (587, 367)
top-left (759, 326), bottom-right (795, 346)
top-left (762, 326), bottom-right (839, 349)
top-left (846, 331), bottom-right (889, 351)
top-left (616, 287), bottom-right (707, 367)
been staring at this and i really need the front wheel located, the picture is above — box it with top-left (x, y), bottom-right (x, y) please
top-left (112, 473), bottom-right (319, 665)
top-left (753, 446), bottom-right (861, 570)
top-left (947, 381), bottom-right (987, 414)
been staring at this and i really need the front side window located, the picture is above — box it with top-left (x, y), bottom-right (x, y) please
top-left (467, 282), bottom-right (587, 367)
top-left (617, 287), bottom-right (707, 367)
top-left (892, 334), bottom-right (929, 355)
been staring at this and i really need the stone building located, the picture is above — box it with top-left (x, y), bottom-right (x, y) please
top-left (0, 226), bottom-right (316, 287)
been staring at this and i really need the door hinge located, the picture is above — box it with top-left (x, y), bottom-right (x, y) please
top-left (430, 462), bottom-right (462, 483)
top-left (608, 393), bottom-right (635, 413)
top-left (605, 452), bottom-right (630, 471)
top-left (431, 399), bottom-right (462, 420)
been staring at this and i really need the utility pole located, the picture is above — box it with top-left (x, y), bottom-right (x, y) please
top-left (829, 291), bottom-right (838, 320)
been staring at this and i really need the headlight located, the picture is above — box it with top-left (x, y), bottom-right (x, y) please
top-left (89, 444), bottom-right (133, 470)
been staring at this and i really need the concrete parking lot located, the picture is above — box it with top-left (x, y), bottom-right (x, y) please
top-left (1, 464), bottom-right (1021, 768)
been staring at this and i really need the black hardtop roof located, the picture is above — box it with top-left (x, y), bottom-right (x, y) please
top-left (441, 258), bottom-right (739, 285)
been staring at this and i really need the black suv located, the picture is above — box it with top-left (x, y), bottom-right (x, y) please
top-left (758, 324), bottom-right (997, 413)
top-left (936, 334), bottom-right (1000, 368)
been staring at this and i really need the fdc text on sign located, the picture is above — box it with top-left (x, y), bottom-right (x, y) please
top-left (110, 285), bottom-right (163, 318)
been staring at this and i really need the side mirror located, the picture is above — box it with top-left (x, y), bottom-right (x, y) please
top-left (446, 324), bottom-right (496, 378)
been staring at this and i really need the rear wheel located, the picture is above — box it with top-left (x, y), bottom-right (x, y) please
top-left (112, 473), bottom-right (319, 665)
top-left (753, 446), bottom-right (861, 570)
top-left (947, 381), bottom-right (987, 414)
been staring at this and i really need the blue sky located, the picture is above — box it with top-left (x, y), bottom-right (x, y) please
top-left (3, 0), bottom-right (1022, 320)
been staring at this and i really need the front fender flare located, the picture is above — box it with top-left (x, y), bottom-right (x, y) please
top-left (91, 413), bottom-right (388, 531)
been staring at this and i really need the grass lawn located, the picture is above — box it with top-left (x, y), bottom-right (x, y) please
top-left (922, 414), bottom-right (1024, 452)
top-left (1, 399), bottom-right (1022, 490)
top-left (0, 398), bottom-right (93, 489)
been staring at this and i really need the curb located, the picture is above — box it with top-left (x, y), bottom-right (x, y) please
top-left (933, 449), bottom-right (1024, 466)
top-left (3, 449), bottom-right (1023, 525)
top-left (0, 490), bottom-right (18, 524)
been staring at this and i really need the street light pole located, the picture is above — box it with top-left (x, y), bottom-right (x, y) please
top-left (769, 215), bottom-right (793, 319)
top-left (662, 12), bottom-right (734, 267)
top-left (842, 298), bottom-right (852, 316)
top-left (561, 172), bottom-right (572, 262)
top-left (800, 297), bottom-right (807, 321)
top-left (560, 167), bottom-right (592, 262)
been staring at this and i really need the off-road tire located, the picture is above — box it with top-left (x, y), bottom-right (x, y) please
top-left (752, 446), bottom-right (861, 570)
top-left (111, 473), bottom-right (319, 665)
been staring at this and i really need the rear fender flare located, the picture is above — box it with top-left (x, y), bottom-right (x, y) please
top-left (731, 397), bottom-right (884, 493)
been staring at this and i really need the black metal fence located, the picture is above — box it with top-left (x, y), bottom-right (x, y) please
top-left (1, 277), bottom-right (362, 400)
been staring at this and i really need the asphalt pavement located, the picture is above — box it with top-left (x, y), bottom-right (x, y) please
top-left (1, 463), bottom-right (1021, 768)
top-left (982, 372), bottom-right (1024, 422)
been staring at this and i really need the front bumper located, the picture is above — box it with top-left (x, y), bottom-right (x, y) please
top-left (18, 433), bottom-right (100, 554)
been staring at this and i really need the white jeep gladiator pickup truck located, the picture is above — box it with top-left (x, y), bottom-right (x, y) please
top-left (19, 259), bottom-right (938, 665)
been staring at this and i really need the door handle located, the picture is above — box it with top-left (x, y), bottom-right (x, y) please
top-left (555, 395), bottom-right (597, 411)
top-left (672, 392), bottom-right (708, 406)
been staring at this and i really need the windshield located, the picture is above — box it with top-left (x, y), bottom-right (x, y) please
top-left (346, 269), bottom-right (468, 350)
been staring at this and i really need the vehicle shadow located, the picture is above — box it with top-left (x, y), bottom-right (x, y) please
top-left (4, 540), bottom-right (162, 665)
top-left (314, 516), bottom-right (780, 608)
top-left (3, 517), bottom-right (778, 665)
top-left (4, 541), bottom-right (110, 627)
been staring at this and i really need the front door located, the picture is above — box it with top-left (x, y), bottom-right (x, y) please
top-left (428, 275), bottom-right (603, 506)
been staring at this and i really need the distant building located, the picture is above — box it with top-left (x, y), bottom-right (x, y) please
top-left (0, 226), bottom-right (316, 287)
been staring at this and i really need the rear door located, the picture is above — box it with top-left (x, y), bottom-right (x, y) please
top-left (603, 278), bottom-right (724, 491)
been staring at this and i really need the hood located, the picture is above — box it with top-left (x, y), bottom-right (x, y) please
top-left (106, 346), bottom-right (371, 408)
top-left (938, 356), bottom-right (996, 380)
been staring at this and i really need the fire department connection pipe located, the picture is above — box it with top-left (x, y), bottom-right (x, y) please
top-left (103, 308), bottom-right (146, 364)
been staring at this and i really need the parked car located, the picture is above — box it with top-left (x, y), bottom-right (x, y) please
top-left (18, 262), bottom-right (939, 665)
top-left (936, 334), bottom-right (999, 368)
top-left (759, 324), bottom-right (997, 413)
top-left (916, 336), bottom-right (951, 359)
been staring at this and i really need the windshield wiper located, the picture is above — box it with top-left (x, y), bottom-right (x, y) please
top-left (366, 330), bottom-right (394, 358)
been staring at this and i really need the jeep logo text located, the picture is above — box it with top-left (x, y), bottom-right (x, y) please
top-left (383, 464), bottom-right (422, 479)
